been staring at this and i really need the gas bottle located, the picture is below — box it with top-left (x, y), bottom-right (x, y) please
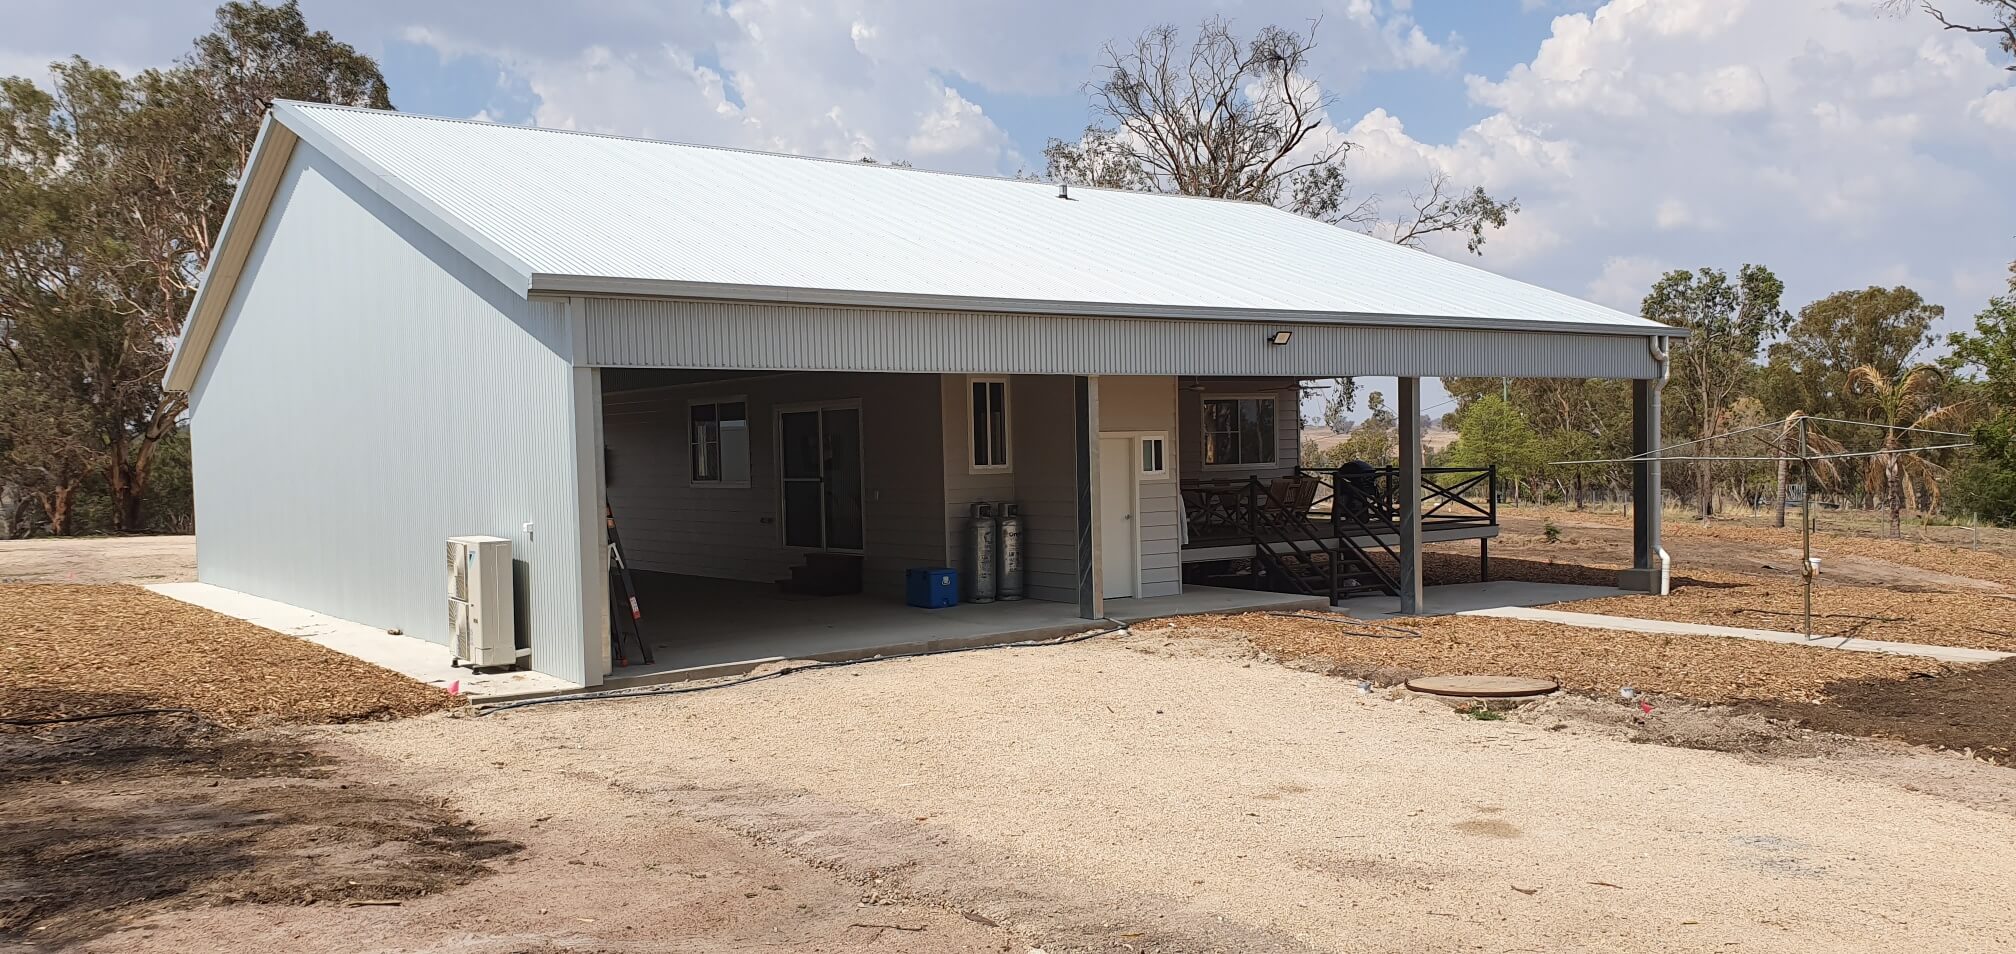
top-left (965, 502), bottom-right (999, 603)
top-left (997, 503), bottom-right (1025, 601)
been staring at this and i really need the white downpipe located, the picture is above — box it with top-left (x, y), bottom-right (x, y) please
top-left (1648, 336), bottom-right (1671, 595)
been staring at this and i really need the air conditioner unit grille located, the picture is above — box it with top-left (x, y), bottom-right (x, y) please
top-left (445, 540), bottom-right (470, 602)
top-left (446, 536), bottom-right (514, 668)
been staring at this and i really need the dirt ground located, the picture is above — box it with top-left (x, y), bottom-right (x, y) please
top-left (287, 637), bottom-right (2016, 954)
top-left (0, 536), bottom-right (195, 585)
top-left (1489, 506), bottom-right (2016, 590)
top-left (1, 574), bottom-right (1019, 952)
top-left (2, 713), bottom-right (1015, 954)
top-left (8, 526), bottom-right (2016, 951)
top-left (0, 717), bottom-right (518, 946)
top-left (1440, 509), bottom-right (2016, 651)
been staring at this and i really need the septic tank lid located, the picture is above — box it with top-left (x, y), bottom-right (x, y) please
top-left (1405, 675), bottom-right (1559, 698)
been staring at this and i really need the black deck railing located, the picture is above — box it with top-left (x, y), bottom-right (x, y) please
top-left (1181, 465), bottom-right (1496, 546)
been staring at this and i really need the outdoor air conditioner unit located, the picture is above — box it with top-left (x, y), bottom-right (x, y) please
top-left (446, 535), bottom-right (516, 668)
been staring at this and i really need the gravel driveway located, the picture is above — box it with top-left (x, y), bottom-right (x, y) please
top-left (343, 634), bottom-right (2016, 954)
top-left (0, 535), bottom-right (194, 583)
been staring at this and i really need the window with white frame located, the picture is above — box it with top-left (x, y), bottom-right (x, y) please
top-left (969, 378), bottom-right (1011, 471)
top-left (1201, 396), bottom-right (1276, 467)
top-left (1139, 435), bottom-right (1169, 479)
top-left (690, 399), bottom-right (750, 485)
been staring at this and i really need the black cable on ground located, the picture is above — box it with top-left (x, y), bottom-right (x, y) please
top-left (0, 707), bottom-right (201, 727)
top-left (475, 620), bottom-right (1132, 717)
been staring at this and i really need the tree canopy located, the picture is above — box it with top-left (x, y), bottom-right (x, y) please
top-left (0, 1), bottom-right (389, 535)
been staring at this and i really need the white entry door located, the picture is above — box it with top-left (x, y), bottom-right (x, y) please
top-left (1099, 437), bottom-right (1138, 599)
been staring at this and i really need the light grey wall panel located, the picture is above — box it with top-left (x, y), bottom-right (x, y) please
top-left (1138, 478), bottom-right (1182, 595)
top-left (579, 297), bottom-right (1663, 380)
top-left (601, 372), bottom-right (943, 596)
top-left (1009, 375), bottom-right (1081, 603)
top-left (187, 144), bottom-right (591, 684)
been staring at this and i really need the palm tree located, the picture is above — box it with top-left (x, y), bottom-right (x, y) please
top-left (1769, 412), bottom-right (1843, 528)
top-left (1845, 365), bottom-right (1974, 537)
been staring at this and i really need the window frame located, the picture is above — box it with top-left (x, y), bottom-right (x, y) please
top-left (687, 396), bottom-right (752, 489)
top-left (1137, 432), bottom-right (1170, 480)
top-left (966, 376), bottom-right (1013, 474)
top-left (1199, 394), bottom-right (1279, 470)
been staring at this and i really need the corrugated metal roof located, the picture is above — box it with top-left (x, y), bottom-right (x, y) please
top-left (273, 101), bottom-right (1667, 336)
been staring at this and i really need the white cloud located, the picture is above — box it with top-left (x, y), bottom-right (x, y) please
top-left (1654, 198), bottom-right (1698, 231)
top-left (1585, 256), bottom-right (1672, 311)
top-left (1363, 0), bottom-right (2013, 336)
top-left (1973, 87), bottom-right (2016, 131)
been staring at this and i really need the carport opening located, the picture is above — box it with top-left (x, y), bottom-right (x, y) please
top-left (595, 367), bottom-right (1104, 679)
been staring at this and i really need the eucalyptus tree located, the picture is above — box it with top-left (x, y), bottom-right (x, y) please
top-left (1641, 265), bottom-right (1790, 518)
top-left (0, 1), bottom-right (388, 533)
top-left (1943, 265), bottom-right (2016, 523)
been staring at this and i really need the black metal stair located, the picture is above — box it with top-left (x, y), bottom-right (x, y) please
top-left (1243, 478), bottom-right (1396, 605)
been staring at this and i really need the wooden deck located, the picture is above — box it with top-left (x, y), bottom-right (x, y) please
top-left (1179, 466), bottom-right (1498, 564)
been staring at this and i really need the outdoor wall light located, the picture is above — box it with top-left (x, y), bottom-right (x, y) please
top-left (1268, 330), bottom-right (1293, 346)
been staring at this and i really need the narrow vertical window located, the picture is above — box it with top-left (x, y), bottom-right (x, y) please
top-left (969, 378), bottom-right (1011, 471)
top-left (690, 403), bottom-right (719, 480)
top-left (1139, 436), bottom-right (1168, 478)
top-left (691, 399), bottom-right (750, 485)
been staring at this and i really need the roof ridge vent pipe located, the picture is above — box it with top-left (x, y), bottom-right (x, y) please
top-left (1058, 181), bottom-right (1070, 200)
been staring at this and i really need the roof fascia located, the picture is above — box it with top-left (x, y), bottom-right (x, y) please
top-left (528, 273), bottom-right (1688, 339)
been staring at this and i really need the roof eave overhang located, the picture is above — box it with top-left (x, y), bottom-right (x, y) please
top-left (163, 115), bottom-right (298, 393)
top-left (527, 273), bottom-right (1689, 339)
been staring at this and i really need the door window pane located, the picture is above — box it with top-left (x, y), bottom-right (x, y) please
top-left (823, 408), bottom-right (864, 550)
top-left (780, 411), bottom-right (821, 478)
top-left (782, 481), bottom-right (823, 548)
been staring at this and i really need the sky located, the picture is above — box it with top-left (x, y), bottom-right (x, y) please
top-left (5, 0), bottom-right (2012, 426)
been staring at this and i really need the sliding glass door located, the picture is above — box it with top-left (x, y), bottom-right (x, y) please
top-left (778, 404), bottom-right (863, 551)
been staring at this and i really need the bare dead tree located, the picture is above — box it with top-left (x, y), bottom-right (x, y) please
top-left (1072, 19), bottom-right (1348, 206)
top-left (1044, 18), bottom-right (1517, 255)
top-left (1045, 20), bottom-right (1515, 254)
top-left (1384, 172), bottom-right (1521, 255)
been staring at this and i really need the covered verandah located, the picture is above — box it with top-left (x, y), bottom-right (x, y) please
top-left (570, 294), bottom-right (1676, 685)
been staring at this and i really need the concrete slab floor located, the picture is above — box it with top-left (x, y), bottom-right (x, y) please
top-left (605, 573), bottom-right (1324, 687)
top-left (146, 582), bottom-right (580, 700)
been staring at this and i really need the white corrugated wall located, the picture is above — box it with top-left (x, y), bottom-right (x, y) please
top-left (578, 297), bottom-right (1663, 380)
top-left (187, 142), bottom-right (597, 685)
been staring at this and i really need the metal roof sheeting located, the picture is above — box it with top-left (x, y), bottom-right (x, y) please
top-left (272, 102), bottom-right (1667, 336)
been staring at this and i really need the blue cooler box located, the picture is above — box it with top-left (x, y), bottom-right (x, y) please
top-left (905, 567), bottom-right (959, 609)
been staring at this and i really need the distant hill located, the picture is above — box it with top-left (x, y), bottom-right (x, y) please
top-left (1301, 427), bottom-right (1458, 455)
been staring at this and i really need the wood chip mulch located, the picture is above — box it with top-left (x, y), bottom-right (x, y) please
top-left (1161, 612), bottom-right (1940, 705)
top-left (1, 584), bottom-right (460, 726)
top-left (1525, 509), bottom-right (2016, 587)
top-left (1559, 578), bottom-right (2016, 653)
